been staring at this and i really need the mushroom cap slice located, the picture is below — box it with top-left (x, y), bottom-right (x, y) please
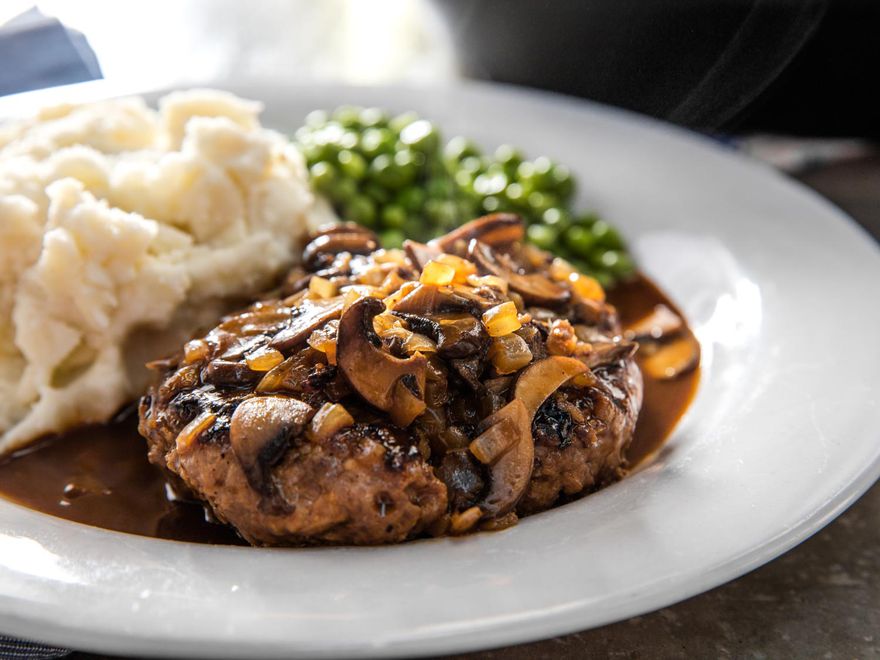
top-left (641, 334), bottom-right (700, 380)
top-left (468, 240), bottom-right (570, 306)
top-left (230, 396), bottom-right (315, 493)
top-left (403, 239), bottom-right (442, 272)
top-left (303, 231), bottom-right (378, 269)
top-left (269, 297), bottom-right (343, 353)
top-left (513, 356), bottom-right (589, 419)
top-left (430, 213), bottom-right (525, 252)
top-left (471, 398), bottom-right (534, 518)
top-left (337, 297), bottom-right (428, 427)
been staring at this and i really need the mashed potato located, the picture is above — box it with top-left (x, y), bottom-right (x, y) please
top-left (0, 90), bottom-right (331, 453)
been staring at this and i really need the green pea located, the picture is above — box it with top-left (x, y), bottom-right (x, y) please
top-left (381, 204), bottom-right (407, 229)
top-left (531, 156), bottom-right (554, 188)
top-left (364, 183), bottom-right (390, 205)
top-left (526, 224), bottom-right (558, 250)
top-left (389, 111), bottom-right (419, 133)
top-left (551, 164), bottom-right (574, 199)
top-left (565, 226), bottom-right (597, 256)
top-left (591, 220), bottom-right (626, 250)
top-left (542, 207), bottom-right (570, 228)
top-left (395, 188), bottom-right (425, 213)
top-left (424, 177), bottom-right (451, 199)
top-left (294, 126), bottom-right (313, 143)
top-left (482, 196), bottom-right (501, 212)
top-left (504, 182), bottom-right (526, 206)
top-left (304, 109), bottom-right (328, 128)
top-left (393, 149), bottom-right (421, 180)
top-left (458, 198), bottom-right (479, 219)
top-left (593, 270), bottom-right (614, 288)
top-left (369, 154), bottom-right (405, 189)
top-left (346, 195), bottom-right (377, 226)
top-left (453, 169), bottom-right (474, 190)
top-left (332, 105), bottom-right (362, 128)
top-left (456, 156), bottom-right (482, 176)
top-left (569, 258), bottom-right (593, 275)
top-left (609, 251), bottom-right (636, 278)
top-left (337, 150), bottom-right (367, 180)
top-left (474, 172), bottom-right (507, 196)
top-left (399, 216), bottom-right (423, 240)
top-left (359, 107), bottom-right (387, 128)
top-left (300, 141), bottom-right (336, 165)
top-left (309, 161), bottom-right (337, 192)
top-left (527, 191), bottom-right (558, 214)
top-left (331, 178), bottom-right (358, 203)
top-left (399, 119), bottom-right (440, 154)
top-left (360, 127), bottom-right (395, 157)
top-left (379, 229), bottom-right (406, 249)
top-left (445, 136), bottom-right (481, 162)
top-left (573, 212), bottom-right (599, 228)
top-left (494, 144), bottom-right (523, 171)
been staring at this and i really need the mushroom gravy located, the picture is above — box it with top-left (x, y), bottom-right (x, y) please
top-left (0, 274), bottom-right (697, 544)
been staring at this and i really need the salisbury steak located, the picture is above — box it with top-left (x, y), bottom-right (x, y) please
top-left (139, 215), bottom-right (643, 545)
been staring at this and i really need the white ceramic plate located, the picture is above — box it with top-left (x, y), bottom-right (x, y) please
top-left (1, 81), bottom-right (879, 658)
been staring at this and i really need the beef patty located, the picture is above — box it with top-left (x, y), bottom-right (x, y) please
top-left (138, 214), bottom-right (643, 545)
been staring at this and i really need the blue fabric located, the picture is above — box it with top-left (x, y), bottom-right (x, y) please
top-left (0, 7), bottom-right (102, 96)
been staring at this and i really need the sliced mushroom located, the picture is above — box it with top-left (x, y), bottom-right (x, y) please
top-left (436, 450), bottom-right (485, 511)
top-left (396, 312), bottom-right (488, 359)
top-left (583, 340), bottom-right (639, 369)
top-left (624, 304), bottom-right (684, 342)
top-left (269, 297), bottom-right (344, 353)
top-left (429, 213), bottom-right (525, 252)
top-left (307, 402), bottom-right (355, 442)
top-left (641, 333), bottom-right (700, 380)
top-left (303, 231), bottom-right (378, 270)
top-left (229, 396), bottom-right (315, 493)
top-left (513, 356), bottom-right (588, 419)
top-left (313, 221), bottom-right (376, 239)
top-left (336, 297), bottom-right (428, 427)
top-left (390, 283), bottom-right (484, 316)
top-left (403, 239), bottom-right (442, 272)
top-left (468, 240), bottom-right (570, 306)
top-left (471, 398), bottom-right (534, 518)
top-left (201, 360), bottom-right (261, 388)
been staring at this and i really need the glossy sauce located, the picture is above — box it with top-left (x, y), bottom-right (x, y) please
top-left (0, 274), bottom-right (698, 544)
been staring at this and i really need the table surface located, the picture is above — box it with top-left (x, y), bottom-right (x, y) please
top-left (57, 157), bottom-right (878, 660)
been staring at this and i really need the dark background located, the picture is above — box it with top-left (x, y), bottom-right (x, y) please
top-left (437, 0), bottom-right (879, 137)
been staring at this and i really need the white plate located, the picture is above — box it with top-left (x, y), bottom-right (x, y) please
top-left (1, 81), bottom-right (879, 658)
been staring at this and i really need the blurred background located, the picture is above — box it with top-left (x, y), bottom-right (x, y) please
top-left (2, 0), bottom-right (878, 137)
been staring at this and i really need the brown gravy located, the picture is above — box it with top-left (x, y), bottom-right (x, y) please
top-left (0, 274), bottom-right (698, 545)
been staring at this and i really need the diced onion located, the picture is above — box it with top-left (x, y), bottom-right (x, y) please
top-left (420, 260), bottom-right (456, 286)
top-left (549, 257), bottom-right (576, 282)
top-left (183, 339), bottom-right (209, 364)
top-left (245, 346), bottom-right (284, 372)
top-left (174, 412), bottom-right (216, 453)
top-left (309, 275), bottom-right (337, 299)
top-left (307, 402), bottom-right (355, 442)
top-left (482, 301), bottom-right (522, 337)
top-left (568, 272), bottom-right (605, 302)
top-left (449, 506), bottom-right (483, 535)
top-left (434, 253), bottom-right (477, 284)
top-left (488, 334), bottom-right (533, 374)
top-left (307, 321), bottom-right (339, 365)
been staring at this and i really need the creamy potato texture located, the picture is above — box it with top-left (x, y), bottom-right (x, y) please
top-left (0, 90), bottom-right (330, 453)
